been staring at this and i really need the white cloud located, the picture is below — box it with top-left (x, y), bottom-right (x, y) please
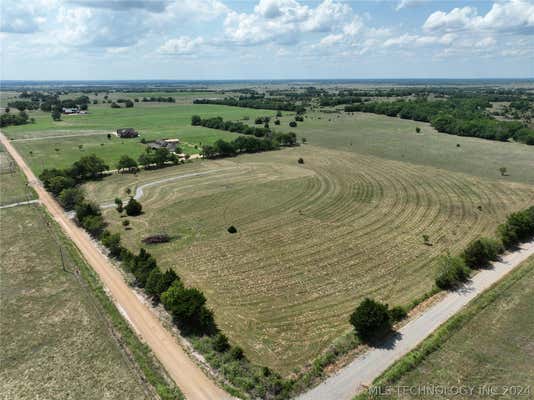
top-left (69, 0), bottom-right (171, 12)
top-left (223, 0), bottom-right (354, 46)
top-left (423, 0), bottom-right (534, 33)
top-left (0, 0), bottom-right (53, 33)
top-left (396, 0), bottom-right (427, 11)
top-left (158, 36), bottom-right (205, 55)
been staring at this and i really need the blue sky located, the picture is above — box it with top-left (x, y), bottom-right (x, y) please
top-left (1, 0), bottom-right (533, 80)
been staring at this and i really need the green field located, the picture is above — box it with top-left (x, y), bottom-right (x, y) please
top-left (0, 146), bottom-right (36, 205)
top-left (87, 143), bottom-right (534, 374)
top-left (5, 98), bottom-right (534, 376)
top-left (369, 255), bottom-right (534, 400)
top-left (2, 102), bottom-right (284, 174)
top-left (0, 204), bottom-right (152, 400)
top-left (271, 110), bottom-right (534, 186)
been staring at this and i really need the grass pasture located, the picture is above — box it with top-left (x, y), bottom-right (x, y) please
top-left (369, 256), bottom-right (534, 400)
top-left (0, 205), bottom-right (151, 400)
top-left (0, 145), bottom-right (36, 205)
top-left (3, 103), bottom-right (280, 174)
top-left (93, 145), bottom-right (534, 375)
top-left (272, 110), bottom-right (534, 186)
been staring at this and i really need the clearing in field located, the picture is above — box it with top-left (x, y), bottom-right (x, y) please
top-left (91, 141), bottom-right (534, 375)
top-left (375, 255), bottom-right (534, 400)
top-left (0, 200), bottom-right (150, 398)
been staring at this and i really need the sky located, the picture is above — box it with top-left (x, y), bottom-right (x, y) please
top-left (0, 0), bottom-right (533, 80)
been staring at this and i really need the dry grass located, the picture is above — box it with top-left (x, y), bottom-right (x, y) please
top-left (95, 145), bottom-right (534, 375)
top-left (0, 205), bottom-right (150, 400)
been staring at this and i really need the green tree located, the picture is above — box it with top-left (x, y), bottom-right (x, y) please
top-left (145, 268), bottom-right (179, 303)
top-left (462, 238), bottom-right (502, 269)
top-left (435, 255), bottom-right (470, 289)
top-left (349, 298), bottom-right (392, 342)
top-left (81, 215), bottom-right (106, 238)
top-left (125, 197), bottom-right (142, 216)
top-left (116, 155), bottom-right (138, 173)
top-left (58, 187), bottom-right (85, 210)
top-left (51, 110), bottom-right (61, 121)
top-left (101, 231), bottom-right (122, 257)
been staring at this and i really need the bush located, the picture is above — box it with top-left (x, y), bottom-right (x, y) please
top-left (389, 306), bottom-right (407, 323)
top-left (161, 282), bottom-right (216, 334)
top-left (145, 268), bottom-right (179, 303)
top-left (497, 207), bottom-right (534, 248)
top-left (297, 158), bottom-right (304, 164)
top-left (102, 231), bottom-right (122, 257)
top-left (229, 346), bottom-right (244, 360)
top-left (462, 237), bottom-right (502, 269)
top-left (213, 333), bottom-right (230, 352)
top-left (227, 225), bottom-right (237, 234)
top-left (81, 214), bottom-right (106, 238)
top-left (349, 298), bottom-right (392, 342)
top-left (435, 255), bottom-right (470, 289)
top-left (289, 121), bottom-right (297, 128)
top-left (58, 187), bottom-right (85, 210)
top-left (125, 197), bottom-right (142, 216)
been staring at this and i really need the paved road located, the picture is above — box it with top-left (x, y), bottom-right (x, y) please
top-left (0, 132), bottom-right (233, 400)
top-left (0, 199), bottom-right (40, 209)
top-left (298, 239), bottom-right (534, 400)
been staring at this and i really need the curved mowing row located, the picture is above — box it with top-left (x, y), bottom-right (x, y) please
top-left (107, 146), bottom-right (534, 375)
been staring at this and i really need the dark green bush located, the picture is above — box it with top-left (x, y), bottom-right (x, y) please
top-left (435, 255), bottom-right (470, 289)
top-left (349, 298), bottom-right (392, 341)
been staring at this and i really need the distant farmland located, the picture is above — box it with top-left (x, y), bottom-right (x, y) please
top-left (93, 144), bottom-right (534, 374)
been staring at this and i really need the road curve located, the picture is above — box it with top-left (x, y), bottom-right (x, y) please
top-left (0, 132), bottom-right (233, 400)
top-left (298, 239), bottom-right (534, 400)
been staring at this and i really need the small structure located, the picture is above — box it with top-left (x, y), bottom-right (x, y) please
top-left (62, 107), bottom-right (80, 114)
top-left (147, 138), bottom-right (180, 153)
top-left (117, 128), bottom-right (139, 138)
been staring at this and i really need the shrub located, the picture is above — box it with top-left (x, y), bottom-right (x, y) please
top-left (435, 255), bottom-right (470, 289)
top-left (497, 207), bottom-right (534, 249)
top-left (349, 298), bottom-right (392, 342)
top-left (389, 306), bottom-right (407, 323)
top-left (81, 215), bottom-right (106, 238)
top-left (229, 346), bottom-right (244, 360)
top-left (416, 127), bottom-right (421, 133)
top-left (101, 231), bottom-right (122, 257)
top-left (297, 158), bottom-right (304, 164)
top-left (213, 333), bottom-right (230, 352)
top-left (161, 282), bottom-right (216, 334)
top-left (227, 225), bottom-right (237, 234)
top-left (289, 121), bottom-right (297, 128)
top-left (125, 197), bottom-right (142, 216)
top-left (145, 268), bottom-right (179, 303)
top-left (58, 187), bottom-right (85, 210)
top-left (462, 237), bottom-right (502, 269)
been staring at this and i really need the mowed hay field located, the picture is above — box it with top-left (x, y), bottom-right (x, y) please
top-left (94, 143), bottom-right (534, 375)
top-left (377, 256), bottom-right (534, 400)
top-left (0, 205), bottom-right (150, 398)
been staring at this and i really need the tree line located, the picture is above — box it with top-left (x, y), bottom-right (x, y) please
top-left (38, 152), bottom-right (293, 399)
top-left (345, 98), bottom-right (534, 145)
top-left (194, 97), bottom-right (305, 113)
top-left (435, 205), bottom-right (534, 289)
top-left (0, 110), bottom-right (30, 127)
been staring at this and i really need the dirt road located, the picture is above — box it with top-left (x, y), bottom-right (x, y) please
top-left (0, 132), bottom-right (232, 400)
top-left (298, 239), bottom-right (534, 400)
